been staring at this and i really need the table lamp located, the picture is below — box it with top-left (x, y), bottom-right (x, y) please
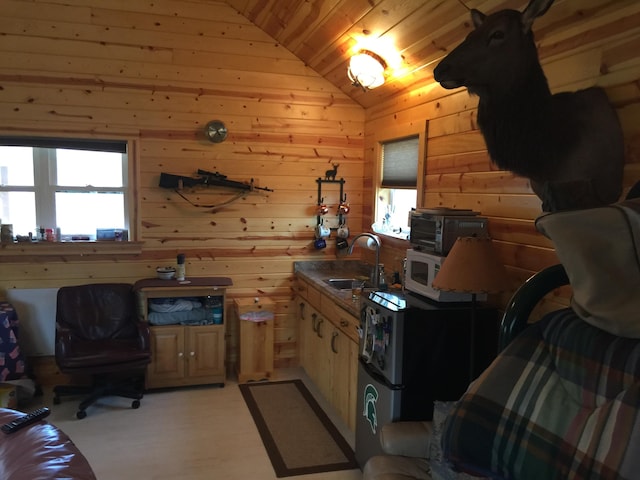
top-left (432, 236), bottom-right (509, 383)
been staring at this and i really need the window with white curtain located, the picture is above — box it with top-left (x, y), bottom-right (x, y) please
top-left (372, 135), bottom-right (419, 240)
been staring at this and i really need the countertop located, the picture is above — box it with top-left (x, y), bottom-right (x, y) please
top-left (294, 260), bottom-right (375, 317)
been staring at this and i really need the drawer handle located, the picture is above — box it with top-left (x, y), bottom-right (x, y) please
top-left (340, 320), bottom-right (349, 327)
top-left (311, 313), bottom-right (318, 332)
top-left (317, 318), bottom-right (324, 338)
top-left (331, 331), bottom-right (339, 353)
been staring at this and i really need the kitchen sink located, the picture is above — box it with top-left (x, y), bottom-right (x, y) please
top-left (324, 278), bottom-right (374, 290)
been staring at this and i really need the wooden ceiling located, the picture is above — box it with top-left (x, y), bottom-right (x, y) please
top-left (223, 0), bottom-right (534, 109)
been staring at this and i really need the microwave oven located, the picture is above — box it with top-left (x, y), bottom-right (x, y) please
top-left (404, 249), bottom-right (487, 303)
top-left (409, 209), bottom-right (488, 255)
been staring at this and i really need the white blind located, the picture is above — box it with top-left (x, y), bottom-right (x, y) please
top-left (381, 136), bottom-right (419, 188)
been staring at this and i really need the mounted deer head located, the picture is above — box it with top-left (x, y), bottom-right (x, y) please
top-left (434, 0), bottom-right (624, 212)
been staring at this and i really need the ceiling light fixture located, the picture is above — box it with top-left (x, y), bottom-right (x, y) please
top-left (347, 49), bottom-right (387, 91)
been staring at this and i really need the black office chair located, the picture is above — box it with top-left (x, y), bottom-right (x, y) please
top-left (53, 283), bottom-right (151, 419)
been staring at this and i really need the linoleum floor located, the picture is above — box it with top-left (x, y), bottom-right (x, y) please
top-left (33, 369), bottom-right (361, 480)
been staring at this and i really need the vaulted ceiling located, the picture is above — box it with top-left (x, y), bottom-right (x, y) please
top-left (222, 0), bottom-right (535, 109)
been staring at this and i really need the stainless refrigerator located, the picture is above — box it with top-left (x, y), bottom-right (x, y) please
top-left (354, 290), bottom-right (498, 468)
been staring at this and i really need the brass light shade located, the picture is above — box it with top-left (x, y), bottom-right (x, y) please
top-left (432, 236), bottom-right (509, 295)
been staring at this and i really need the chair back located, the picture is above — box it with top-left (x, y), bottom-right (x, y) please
top-left (56, 283), bottom-right (139, 341)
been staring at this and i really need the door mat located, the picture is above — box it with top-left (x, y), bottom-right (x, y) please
top-left (239, 379), bottom-right (358, 477)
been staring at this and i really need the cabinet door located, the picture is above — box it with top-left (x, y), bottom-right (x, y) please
top-left (187, 325), bottom-right (225, 379)
top-left (147, 326), bottom-right (185, 387)
top-left (329, 328), bottom-right (358, 430)
top-left (313, 315), bottom-right (332, 401)
top-left (298, 299), bottom-right (318, 380)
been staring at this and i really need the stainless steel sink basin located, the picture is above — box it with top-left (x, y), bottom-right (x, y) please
top-left (324, 278), bottom-right (373, 290)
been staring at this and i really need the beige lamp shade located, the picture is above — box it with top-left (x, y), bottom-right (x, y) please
top-left (432, 236), bottom-right (509, 294)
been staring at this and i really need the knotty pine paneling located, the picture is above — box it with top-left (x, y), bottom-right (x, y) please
top-left (363, 0), bottom-right (640, 316)
top-left (0, 0), bottom-right (364, 375)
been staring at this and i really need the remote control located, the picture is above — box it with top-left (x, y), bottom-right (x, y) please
top-left (1, 407), bottom-right (51, 434)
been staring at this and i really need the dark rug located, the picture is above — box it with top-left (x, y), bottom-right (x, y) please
top-left (239, 379), bottom-right (358, 477)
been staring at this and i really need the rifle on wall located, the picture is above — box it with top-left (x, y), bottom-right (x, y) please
top-left (159, 169), bottom-right (273, 209)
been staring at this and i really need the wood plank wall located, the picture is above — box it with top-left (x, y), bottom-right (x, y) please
top-left (366, 0), bottom-right (640, 319)
top-left (0, 0), bottom-right (365, 375)
top-left (1, 0), bottom-right (639, 381)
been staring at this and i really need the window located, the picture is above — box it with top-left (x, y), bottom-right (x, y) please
top-left (372, 135), bottom-right (420, 240)
top-left (0, 137), bottom-right (130, 241)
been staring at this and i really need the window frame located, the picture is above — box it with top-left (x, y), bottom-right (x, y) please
top-left (371, 121), bottom-right (427, 241)
top-left (0, 135), bottom-right (140, 254)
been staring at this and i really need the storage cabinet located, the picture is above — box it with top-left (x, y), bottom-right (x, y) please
top-left (134, 277), bottom-right (231, 389)
top-left (297, 277), bottom-right (359, 431)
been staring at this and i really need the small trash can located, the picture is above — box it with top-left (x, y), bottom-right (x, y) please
top-left (234, 298), bottom-right (275, 383)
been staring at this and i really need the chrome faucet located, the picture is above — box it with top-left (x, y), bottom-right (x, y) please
top-left (347, 233), bottom-right (382, 288)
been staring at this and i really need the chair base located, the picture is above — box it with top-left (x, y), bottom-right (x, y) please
top-left (53, 373), bottom-right (146, 419)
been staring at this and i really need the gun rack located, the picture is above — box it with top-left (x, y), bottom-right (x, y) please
top-left (316, 177), bottom-right (346, 227)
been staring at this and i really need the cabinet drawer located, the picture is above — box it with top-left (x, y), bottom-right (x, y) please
top-left (307, 285), bottom-right (322, 310)
top-left (321, 294), bottom-right (359, 344)
top-left (293, 279), bottom-right (308, 298)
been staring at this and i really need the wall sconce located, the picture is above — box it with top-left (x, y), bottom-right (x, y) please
top-left (347, 49), bottom-right (387, 91)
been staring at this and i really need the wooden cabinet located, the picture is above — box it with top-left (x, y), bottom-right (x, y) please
top-left (134, 277), bottom-right (231, 389)
top-left (146, 324), bottom-right (225, 388)
top-left (297, 277), bottom-right (359, 431)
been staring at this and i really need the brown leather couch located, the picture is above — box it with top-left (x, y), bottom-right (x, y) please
top-left (0, 408), bottom-right (96, 479)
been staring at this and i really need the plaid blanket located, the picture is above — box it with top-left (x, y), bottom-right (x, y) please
top-left (442, 308), bottom-right (640, 480)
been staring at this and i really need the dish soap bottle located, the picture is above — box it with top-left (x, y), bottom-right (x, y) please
top-left (176, 253), bottom-right (186, 281)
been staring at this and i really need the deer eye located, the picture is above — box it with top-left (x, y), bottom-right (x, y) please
top-left (488, 30), bottom-right (505, 43)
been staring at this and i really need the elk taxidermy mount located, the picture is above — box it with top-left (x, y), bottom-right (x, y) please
top-left (434, 0), bottom-right (624, 212)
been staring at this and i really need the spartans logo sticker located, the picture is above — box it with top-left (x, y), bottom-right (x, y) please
top-left (363, 384), bottom-right (379, 434)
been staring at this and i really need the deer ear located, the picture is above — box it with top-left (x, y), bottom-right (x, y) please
top-left (470, 9), bottom-right (485, 29)
top-left (521, 0), bottom-right (555, 33)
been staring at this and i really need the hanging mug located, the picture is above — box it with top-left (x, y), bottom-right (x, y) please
top-left (337, 224), bottom-right (349, 239)
top-left (338, 203), bottom-right (350, 215)
top-left (315, 224), bottom-right (330, 239)
top-left (317, 204), bottom-right (329, 215)
top-left (314, 238), bottom-right (327, 249)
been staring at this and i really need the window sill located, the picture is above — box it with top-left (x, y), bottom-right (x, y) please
top-left (0, 241), bottom-right (143, 257)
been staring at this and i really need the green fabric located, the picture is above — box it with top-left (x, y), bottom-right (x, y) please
top-left (442, 309), bottom-right (640, 479)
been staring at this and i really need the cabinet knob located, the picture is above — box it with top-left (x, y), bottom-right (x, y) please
top-left (178, 352), bottom-right (184, 357)
top-left (340, 320), bottom-right (349, 327)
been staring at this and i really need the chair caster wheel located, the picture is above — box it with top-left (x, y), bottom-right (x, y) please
top-left (76, 410), bottom-right (87, 420)
top-left (132, 400), bottom-right (140, 409)
top-left (53, 396), bottom-right (61, 405)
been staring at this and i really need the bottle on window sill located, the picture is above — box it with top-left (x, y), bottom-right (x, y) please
top-left (378, 264), bottom-right (388, 291)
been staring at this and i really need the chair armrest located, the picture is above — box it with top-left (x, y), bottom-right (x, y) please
top-left (136, 322), bottom-right (151, 352)
top-left (379, 421), bottom-right (432, 458)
